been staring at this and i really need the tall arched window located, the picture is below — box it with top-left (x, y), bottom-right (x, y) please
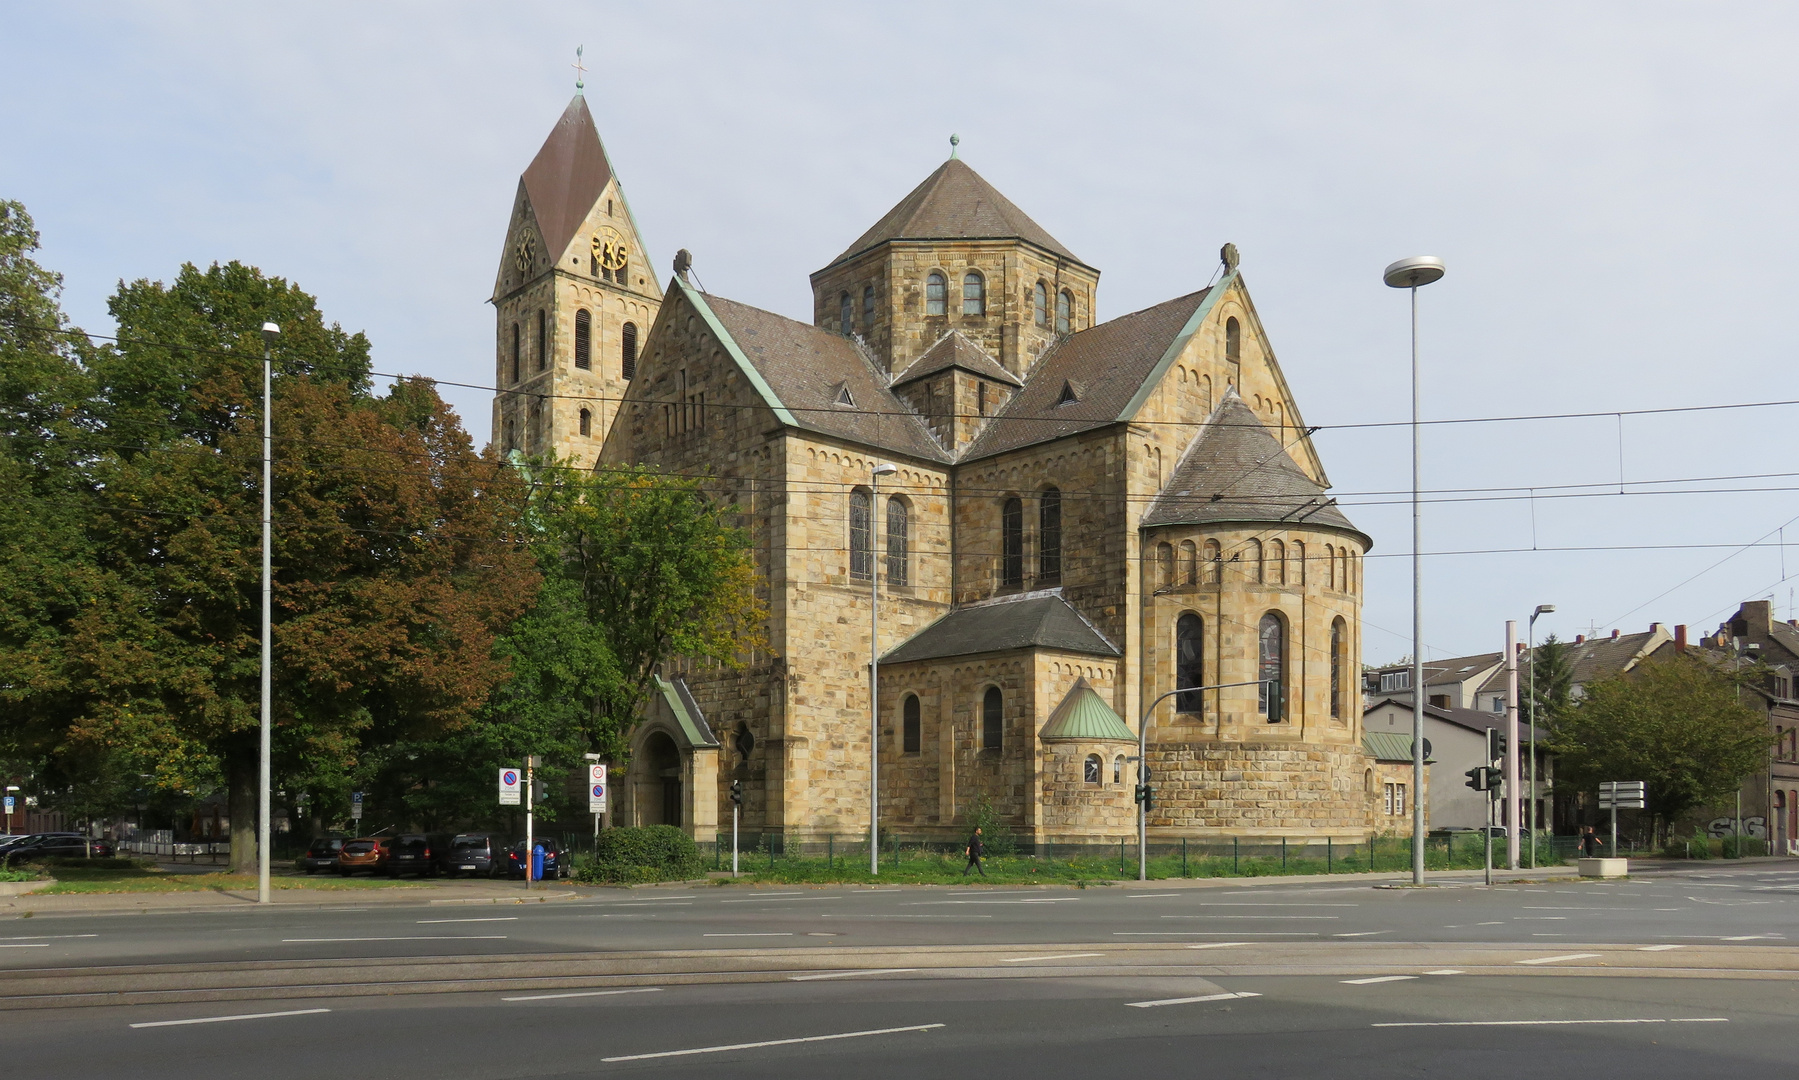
top-left (536, 310), bottom-right (547, 372)
top-left (1259, 613), bottom-right (1286, 722)
top-left (574, 309), bottom-right (592, 369)
top-left (1330, 617), bottom-right (1347, 720)
top-left (1226, 316), bottom-right (1242, 369)
top-left (1269, 539), bottom-right (1286, 585)
top-left (510, 323), bottom-right (521, 383)
top-left (849, 487), bottom-right (872, 580)
top-left (503, 417), bottom-right (516, 451)
top-left (1113, 754), bottom-right (1125, 785)
top-left (1084, 754), bottom-right (1102, 785)
top-left (1001, 497), bottom-right (1024, 586)
top-left (1180, 540), bottom-right (1198, 586)
top-left (1348, 550), bottom-right (1358, 595)
top-left (1039, 488), bottom-right (1062, 583)
top-left (578, 408), bottom-right (591, 437)
top-left (839, 292), bottom-right (853, 334)
top-left (1157, 542), bottom-right (1174, 589)
top-left (903, 694), bottom-right (921, 754)
top-left (886, 496), bottom-right (909, 586)
top-left (1291, 540), bottom-right (1305, 586)
top-left (1247, 539), bottom-right (1264, 583)
top-left (1176, 613), bottom-right (1204, 713)
top-left (1033, 282), bottom-right (1048, 327)
top-left (963, 271), bottom-right (985, 315)
top-left (1056, 290), bottom-right (1072, 334)
top-left (1202, 539), bottom-right (1221, 583)
top-left (621, 322), bottom-right (638, 380)
top-left (863, 285), bottom-right (876, 329)
top-left (982, 687), bottom-right (1003, 749)
top-left (925, 272), bottom-right (947, 315)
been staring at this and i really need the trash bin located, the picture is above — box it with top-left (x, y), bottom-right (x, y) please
top-left (531, 844), bottom-right (545, 881)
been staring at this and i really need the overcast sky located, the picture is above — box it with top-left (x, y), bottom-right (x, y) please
top-left (8, 2), bottom-right (1799, 664)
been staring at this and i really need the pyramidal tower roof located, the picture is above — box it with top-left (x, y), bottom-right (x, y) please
top-left (828, 158), bottom-right (1082, 268)
top-left (520, 94), bottom-right (616, 261)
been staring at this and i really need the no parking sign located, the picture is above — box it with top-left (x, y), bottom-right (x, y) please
top-left (588, 763), bottom-right (607, 814)
top-left (499, 767), bottom-right (522, 806)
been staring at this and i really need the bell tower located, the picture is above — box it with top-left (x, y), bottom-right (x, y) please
top-left (491, 92), bottom-right (662, 466)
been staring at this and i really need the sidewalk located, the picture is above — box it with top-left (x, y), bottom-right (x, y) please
top-left (0, 877), bottom-right (581, 917)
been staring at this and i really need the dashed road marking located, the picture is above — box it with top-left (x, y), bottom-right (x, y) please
top-left (132, 1009), bottom-right (330, 1029)
top-left (503, 988), bottom-right (662, 1002)
top-left (1000, 953), bottom-right (1105, 963)
top-left (601, 1023), bottom-right (943, 1061)
top-left (789, 968), bottom-right (919, 981)
top-left (1342, 975), bottom-right (1418, 985)
top-left (1127, 991), bottom-right (1261, 1008)
top-left (1517, 953), bottom-right (1603, 965)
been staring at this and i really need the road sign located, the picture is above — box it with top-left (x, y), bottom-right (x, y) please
top-left (499, 767), bottom-right (522, 806)
top-left (351, 791), bottom-right (363, 821)
top-left (2, 796), bottom-right (12, 814)
top-left (588, 764), bottom-right (607, 814)
top-left (1599, 780), bottom-right (1646, 809)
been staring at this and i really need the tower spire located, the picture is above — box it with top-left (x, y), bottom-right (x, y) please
top-left (572, 45), bottom-right (587, 94)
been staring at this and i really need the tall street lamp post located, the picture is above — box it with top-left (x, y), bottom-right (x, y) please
top-left (869, 461), bottom-right (897, 874)
top-left (1383, 256), bottom-right (1445, 886)
top-left (1527, 603), bottom-right (1555, 869)
top-left (259, 321), bottom-right (279, 906)
top-left (1136, 680), bottom-right (1266, 881)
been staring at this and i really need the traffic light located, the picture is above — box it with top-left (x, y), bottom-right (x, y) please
top-left (1464, 767), bottom-right (1489, 792)
top-left (531, 781), bottom-right (548, 804)
top-left (1482, 767), bottom-right (1503, 795)
top-left (1132, 784), bottom-right (1156, 811)
top-left (1486, 728), bottom-right (1506, 762)
top-left (730, 780), bottom-right (743, 806)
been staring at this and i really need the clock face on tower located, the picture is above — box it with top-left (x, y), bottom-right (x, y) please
top-left (514, 234), bottom-right (536, 274)
top-left (592, 227), bottom-right (629, 280)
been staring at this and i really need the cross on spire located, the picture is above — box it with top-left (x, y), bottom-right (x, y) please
top-left (572, 45), bottom-right (587, 93)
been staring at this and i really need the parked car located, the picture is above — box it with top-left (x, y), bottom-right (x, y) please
top-left (296, 836), bottom-right (345, 874)
top-left (1, 833), bottom-right (90, 864)
top-left (88, 838), bottom-right (114, 857)
top-left (437, 833), bottom-right (508, 878)
top-left (384, 834), bottom-right (435, 878)
top-left (504, 836), bottom-right (566, 880)
top-left (336, 836), bottom-right (392, 876)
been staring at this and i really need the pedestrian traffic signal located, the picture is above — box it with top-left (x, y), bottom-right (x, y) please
top-left (1486, 728), bottom-right (1506, 762)
top-left (730, 780), bottom-right (743, 806)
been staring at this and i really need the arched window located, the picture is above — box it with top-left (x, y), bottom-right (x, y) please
top-left (1202, 539), bottom-right (1221, 584)
top-left (1038, 488), bottom-right (1062, 583)
top-left (925, 272), bottom-right (947, 316)
top-left (1180, 540), bottom-right (1198, 586)
top-left (510, 323), bottom-right (521, 383)
top-left (1247, 539), bottom-right (1264, 583)
top-left (1176, 613), bottom-right (1204, 713)
top-left (863, 285), bottom-right (876, 329)
top-left (839, 292), bottom-right (853, 335)
top-left (1033, 282), bottom-right (1048, 328)
top-left (574, 309), bottom-right (592, 369)
top-left (1226, 316), bottom-right (1242, 369)
top-left (1056, 290), bottom-right (1072, 335)
top-left (621, 322), bottom-right (638, 380)
top-left (1157, 542), bottom-right (1174, 589)
top-left (1001, 497), bottom-right (1023, 587)
top-left (903, 694), bottom-right (921, 754)
top-left (1113, 755), bottom-right (1125, 785)
top-left (1084, 754), bottom-right (1102, 785)
top-left (886, 496), bottom-right (909, 586)
top-left (1348, 550), bottom-right (1358, 595)
top-left (1324, 544), bottom-right (1336, 589)
top-left (982, 687), bottom-right (1003, 749)
top-left (1331, 617), bottom-right (1346, 719)
top-left (1269, 539), bottom-right (1286, 585)
top-left (1291, 540), bottom-right (1305, 586)
top-left (963, 271), bottom-right (985, 316)
top-left (578, 408), bottom-right (592, 437)
top-left (1259, 612), bottom-right (1286, 721)
top-left (536, 310), bottom-right (547, 372)
top-left (503, 417), bottom-right (516, 451)
top-left (849, 487), bottom-right (872, 580)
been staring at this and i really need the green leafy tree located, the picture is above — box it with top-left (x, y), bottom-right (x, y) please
top-left (1527, 633), bottom-right (1575, 730)
top-left (1549, 654), bottom-right (1773, 825)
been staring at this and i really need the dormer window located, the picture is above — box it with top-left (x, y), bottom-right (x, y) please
top-left (1033, 282), bottom-right (1048, 328)
top-left (963, 271), bottom-right (985, 316)
top-left (1056, 380), bottom-right (1080, 406)
top-left (834, 383), bottom-right (855, 407)
top-left (926, 272), bottom-right (947, 316)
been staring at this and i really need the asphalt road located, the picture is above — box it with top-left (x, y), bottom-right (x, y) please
top-left (1, 861), bottom-right (1795, 1078)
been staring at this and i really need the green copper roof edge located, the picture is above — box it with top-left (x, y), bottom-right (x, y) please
top-left (1039, 685), bottom-right (1136, 742)
top-left (1114, 270), bottom-right (1236, 424)
top-left (676, 278), bottom-right (799, 428)
top-left (654, 674), bottom-right (714, 748)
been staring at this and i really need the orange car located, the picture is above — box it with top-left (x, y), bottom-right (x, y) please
top-left (335, 836), bottom-right (391, 876)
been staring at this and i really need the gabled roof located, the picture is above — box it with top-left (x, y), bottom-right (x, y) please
top-left (827, 158), bottom-right (1082, 268)
top-left (1373, 652), bottom-right (1505, 686)
top-left (881, 592), bottom-right (1120, 665)
top-left (893, 331), bottom-right (1022, 388)
top-left (1039, 678), bottom-right (1135, 741)
top-left (1362, 732), bottom-right (1433, 763)
top-left (684, 284), bottom-right (951, 463)
top-left (652, 675), bottom-right (719, 748)
top-left (1141, 392), bottom-right (1367, 542)
top-left (1365, 694), bottom-right (1543, 741)
top-left (521, 95), bottom-right (615, 261)
top-left (964, 289), bottom-right (1213, 460)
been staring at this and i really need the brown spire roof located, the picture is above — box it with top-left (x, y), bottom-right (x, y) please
top-left (827, 158), bottom-right (1082, 268)
top-left (520, 95), bottom-right (615, 260)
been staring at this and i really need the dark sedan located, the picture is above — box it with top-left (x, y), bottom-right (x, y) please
top-left (295, 836), bottom-right (345, 874)
top-left (437, 833), bottom-right (508, 878)
top-left (384, 834), bottom-right (435, 878)
top-left (504, 837), bottom-right (566, 880)
top-left (1, 833), bottom-right (90, 864)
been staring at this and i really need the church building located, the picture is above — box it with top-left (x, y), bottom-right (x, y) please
top-left (492, 94), bottom-right (1415, 846)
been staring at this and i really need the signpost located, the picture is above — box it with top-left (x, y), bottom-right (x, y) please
top-left (1598, 780), bottom-right (1645, 857)
top-left (3, 794), bottom-right (13, 834)
top-left (350, 791), bottom-right (363, 823)
top-left (523, 756), bottom-right (536, 889)
top-left (498, 767), bottom-right (521, 806)
top-left (588, 762), bottom-right (608, 843)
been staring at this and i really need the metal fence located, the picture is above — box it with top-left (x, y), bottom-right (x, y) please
top-left (116, 838), bottom-right (230, 863)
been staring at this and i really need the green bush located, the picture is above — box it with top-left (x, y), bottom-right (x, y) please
top-left (1721, 835), bottom-right (1767, 858)
top-left (0, 867), bottom-right (41, 882)
top-left (573, 826), bottom-right (702, 883)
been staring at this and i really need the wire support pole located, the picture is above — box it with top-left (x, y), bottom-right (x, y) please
top-left (1410, 285), bottom-right (1426, 886)
top-left (258, 329), bottom-right (275, 905)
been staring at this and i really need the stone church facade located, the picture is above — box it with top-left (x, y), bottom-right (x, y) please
top-left (494, 94), bottom-right (1411, 844)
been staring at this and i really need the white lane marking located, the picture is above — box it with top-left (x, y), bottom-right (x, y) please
top-left (788, 968), bottom-right (920, 981)
top-left (908, 899), bottom-right (1074, 905)
top-left (1334, 931), bottom-right (1391, 937)
top-left (1195, 903), bottom-right (1358, 907)
top-left (0, 934), bottom-right (98, 940)
top-left (1514, 917), bottom-right (1567, 921)
top-left (1424, 969), bottom-right (1464, 975)
top-left (1000, 953), bottom-right (1105, 963)
top-left (1161, 915), bottom-right (1339, 920)
top-left (1115, 932), bottom-right (1317, 937)
top-left (602, 1023), bottom-right (944, 1062)
top-left (1639, 944), bottom-right (1685, 951)
top-left (1187, 942), bottom-right (1251, 949)
top-left (1516, 953), bottom-right (1603, 965)
top-left (1342, 975), bottom-right (1418, 985)
top-left (131, 1008), bottom-right (330, 1029)
top-left (1374, 1018), bottom-right (1728, 1028)
top-left (417, 917), bottom-right (518, 924)
top-left (820, 914), bottom-right (994, 919)
top-left (503, 988), bottom-right (663, 1002)
top-left (704, 933), bottom-right (793, 937)
top-left (720, 896), bottom-right (840, 904)
top-left (1127, 991), bottom-right (1261, 1008)
top-left (1124, 894), bottom-right (1182, 899)
top-left (1475, 921), bottom-right (1505, 926)
top-left (1721, 935), bottom-right (1781, 941)
top-left (0, 944), bottom-right (49, 949)
top-left (280, 936), bottom-right (507, 942)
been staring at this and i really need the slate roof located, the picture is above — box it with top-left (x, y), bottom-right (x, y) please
top-left (964, 290), bottom-right (1213, 460)
top-left (521, 95), bottom-right (615, 262)
top-left (893, 331), bottom-right (1022, 387)
top-left (881, 592), bottom-right (1120, 665)
top-left (1039, 678), bottom-right (1135, 741)
top-left (828, 158), bottom-right (1082, 268)
top-left (693, 287), bottom-right (951, 463)
top-left (1141, 392), bottom-right (1367, 542)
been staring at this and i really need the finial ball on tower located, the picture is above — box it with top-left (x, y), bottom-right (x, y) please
top-left (949, 133), bottom-right (960, 159)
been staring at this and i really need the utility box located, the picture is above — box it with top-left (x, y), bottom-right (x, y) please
top-left (1577, 857), bottom-right (1628, 879)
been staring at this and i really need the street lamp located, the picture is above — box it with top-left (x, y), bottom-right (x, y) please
top-left (1527, 602), bottom-right (1555, 869)
top-left (869, 461), bottom-right (898, 874)
top-left (1136, 680), bottom-right (1267, 880)
top-left (259, 320), bottom-right (279, 905)
top-left (1383, 255), bottom-right (1445, 886)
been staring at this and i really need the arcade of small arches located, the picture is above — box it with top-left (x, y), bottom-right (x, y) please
top-left (1152, 536), bottom-right (1360, 594)
top-left (830, 270), bottom-right (1082, 338)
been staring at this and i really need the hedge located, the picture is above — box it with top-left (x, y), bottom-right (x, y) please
top-left (572, 826), bottom-right (703, 883)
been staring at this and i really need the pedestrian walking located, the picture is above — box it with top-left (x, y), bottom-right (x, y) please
top-left (963, 827), bottom-right (986, 876)
top-left (1580, 825), bottom-right (1601, 857)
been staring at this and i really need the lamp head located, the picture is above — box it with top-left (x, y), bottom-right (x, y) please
top-left (872, 462), bottom-right (898, 477)
top-left (1382, 256), bottom-right (1446, 289)
top-left (1533, 604), bottom-right (1556, 617)
top-left (260, 321), bottom-right (281, 343)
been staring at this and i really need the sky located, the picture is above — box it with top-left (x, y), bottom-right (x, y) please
top-left (7, 1), bottom-right (1799, 664)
